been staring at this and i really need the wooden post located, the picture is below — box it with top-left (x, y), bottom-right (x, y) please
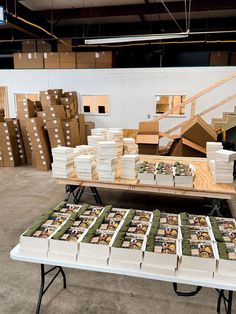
top-left (190, 100), bottom-right (196, 117)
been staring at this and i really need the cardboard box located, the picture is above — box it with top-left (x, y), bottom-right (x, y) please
top-left (57, 39), bottom-right (72, 52)
top-left (37, 40), bottom-right (51, 52)
top-left (37, 111), bottom-right (47, 127)
top-left (181, 115), bottom-right (217, 148)
top-left (62, 118), bottom-right (80, 147)
top-left (13, 53), bottom-right (29, 69)
top-left (95, 51), bottom-right (113, 68)
top-left (16, 98), bottom-right (35, 119)
top-left (209, 52), bottom-right (228, 66)
top-left (44, 52), bottom-right (60, 68)
top-left (85, 122), bottom-right (95, 137)
top-left (77, 114), bottom-right (87, 144)
top-left (59, 52), bottom-right (76, 68)
top-left (138, 144), bottom-right (159, 155)
top-left (40, 92), bottom-right (59, 109)
top-left (0, 121), bottom-right (20, 167)
top-left (136, 134), bottom-right (159, 144)
top-left (46, 119), bottom-right (66, 148)
top-left (34, 101), bottom-right (42, 112)
top-left (44, 105), bottom-right (66, 119)
top-left (22, 40), bottom-right (36, 52)
top-left (231, 52), bottom-right (236, 66)
top-left (139, 121), bottom-right (159, 134)
top-left (27, 53), bottom-right (44, 69)
top-left (76, 52), bottom-right (96, 69)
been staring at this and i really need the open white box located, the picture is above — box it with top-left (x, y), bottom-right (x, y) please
top-left (156, 174), bottom-right (174, 187)
top-left (108, 259), bottom-right (141, 271)
top-left (78, 231), bottom-right (117, 260)
top-left (141, 265), bottom-right (176, 276)
top-left (110, 236), bottom-right (147, 264)
top-left (179, 241), bottom-right (218, 275)
top-left (78, 256), bottom-right (108, 267)
top-left (142, 239), bottom-right (179, 272)
top-left (49, 228), bottom-right (88, 256)
top-left (174, 164), bottom-right (195, 188)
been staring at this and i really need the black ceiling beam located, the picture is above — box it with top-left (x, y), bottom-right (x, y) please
top-left (36, 0), bottom-right (236, 20)
top-left (53, 16), bottom-right (236, 38)
top-left (4, 0), bottom-right (52, 38)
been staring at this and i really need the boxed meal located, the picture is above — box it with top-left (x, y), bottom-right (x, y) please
top-left (180, 213), bottom-right (210, 227)
top-left (19, 202), bottom-right (71, 257)
top-left (106, 208), bottom-right (129, 221)
top-left (155, 162), bottom-right (174, 186)
top-left (219, 229), bottom-right (236, 244)
top-left (210, 217), bottom-right (236, 232)
top-left (82, 205), bottom-right (107, 217)
top-left (160, 212), bottom-right (179, 226)
top-left (214, 242), bottom-right (236, 283)
top-left (142, 236), bottom-right (179, 275)
top-left (138, 161), bottom-right (157, 185)
top-left (133, 210), bottom-right (153, 223)
top-left (126, 220), bottom-right (151, 237)
top-left (156, 225), bottom-right (179, 240)
top-left (173, 162), bottom-right (194, 187)
top-left (109, 232), bottom-right (146, 270)
top-left (98, 218), bottom-right (124, 233)
top-left (178, 240), bottom-right (218, 279)
top-left (180, 226), bottom-right (215, 242)
top-left (78, 230), bottom-right (116, 266)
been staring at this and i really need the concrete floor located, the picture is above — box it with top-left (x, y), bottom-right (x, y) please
top-left (0, 166), bottom-right (235, 314)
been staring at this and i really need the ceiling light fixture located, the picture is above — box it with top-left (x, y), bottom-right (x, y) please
top-left (84, 31), bottom-right (189, 45)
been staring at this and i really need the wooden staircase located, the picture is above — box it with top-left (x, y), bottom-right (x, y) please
top-left (211, 107), bottom-right (236, 131)
top-left (154, 72), bottom-right (236, 140)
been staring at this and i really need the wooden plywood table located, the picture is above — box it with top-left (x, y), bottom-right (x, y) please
top-left (58, 155), bottom-right (236, 200)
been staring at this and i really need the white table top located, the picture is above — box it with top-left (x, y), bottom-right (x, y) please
top-left (10, 244), bottom-right (236, 292)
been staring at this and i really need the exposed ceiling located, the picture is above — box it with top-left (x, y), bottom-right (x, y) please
top-left (1, 0), bottom-right (236, 44)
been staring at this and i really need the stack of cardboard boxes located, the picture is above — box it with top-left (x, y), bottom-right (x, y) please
top-left (0, 89), bottom-right (87, 170)
top-left (136, 121), bottom-right (159, 155)
top-left (13, 40), bottom-right (113, 69)
top-left (0, 120), bottom-right (20, 167)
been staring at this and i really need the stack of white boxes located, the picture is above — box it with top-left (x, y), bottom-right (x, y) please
top-left (206, 142), bottom-right (223, 162)
top-left (87, 135), bottom-right (104, 156)
top-left (123, 138), bottom-right (138, 155)
top-left (96, 141), bottom-right (118, 181)
top-left (120, 155), bottom-right (140, 180)
top-left (107, 130), bottom-right (124, 158)
top-left (74, 145), bottom-right (95, 156)
top-left (52, 146), bottom-right (75, 178)
top-left (91, 128), bottom-right (107, 139)
top-left (210, 149), bottom-right (236, 183)
top-left (74, 155), bottom-right (97, 180)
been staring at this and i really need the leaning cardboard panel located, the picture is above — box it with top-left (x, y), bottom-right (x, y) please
top-left (62, 118), bottom-right (80, 147)
top-left (10, 119), bottom-right (27, 165)
top-left (0, 121), bottom-right (20, 167)
top-left (0, 144), bottom-right (4, 166)
top-left (180, 115), bottom-right (217, 148)
top-left (16, 98), bottom-right (35, 120)
top-left (77, 114), bottom-right (87, 144)
top-left (46, 119), bottom-right (66, 148)
top-left (18, 119), bottom-right (33, 165)
top-left (169, 138), bottom-right (205, 157)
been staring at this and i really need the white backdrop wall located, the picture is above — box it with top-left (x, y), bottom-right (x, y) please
top-left (1, 67), bottom-right (236, 134)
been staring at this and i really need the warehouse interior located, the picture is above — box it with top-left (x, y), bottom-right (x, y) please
top-left (1, 1), bottom-right (236, 314)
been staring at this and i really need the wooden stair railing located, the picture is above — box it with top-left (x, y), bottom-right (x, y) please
top-left (160, 93), bottom-right (236, 137)
top-left (153, 71), bottom-right (236, 125)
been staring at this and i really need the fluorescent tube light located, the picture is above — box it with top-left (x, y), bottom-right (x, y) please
top-left (85, 31), bottom-right (189, 44)
top-left (0, 6), bottom-right (4, 24)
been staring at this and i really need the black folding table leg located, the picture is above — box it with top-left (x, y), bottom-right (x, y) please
top-left (36, 264), bottom-right (67, 314)
top-left (216, 290), bottom-right (233, 314)
top-left (90, 187), bottom-right (102, 204)
top-left (173, 283), bottom-right (202, 296)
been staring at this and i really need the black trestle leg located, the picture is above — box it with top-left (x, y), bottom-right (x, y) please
top-left (36, 264), bottom-right (67, 314)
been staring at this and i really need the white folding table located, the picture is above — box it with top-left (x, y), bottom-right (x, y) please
top-left (11, 244), bottom-right (235, 314)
